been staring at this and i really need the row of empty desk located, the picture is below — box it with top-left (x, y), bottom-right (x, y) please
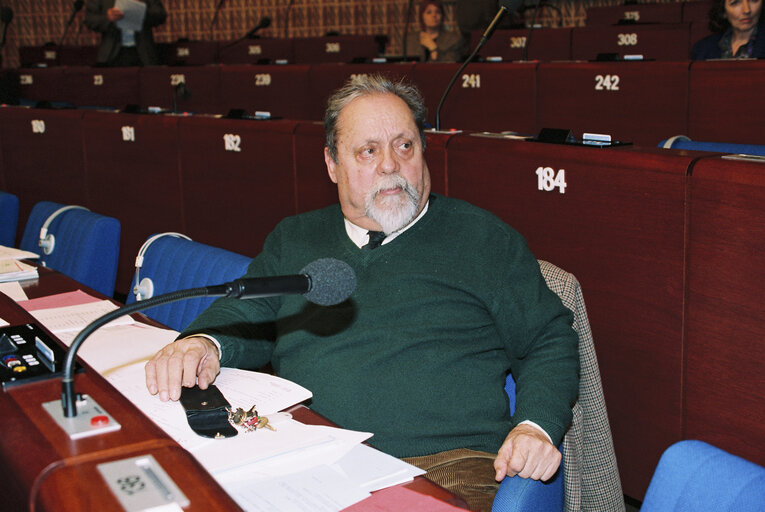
top-left (24, 20), bottom-right (708, 69)
top-left (19, 35), bottom-right (384, 68)
top-left (9, 59), bottom-right (765, 147)
top-left (475, 22), bottom-right (711, 62)
top-left (0, 105), bottom-right (763, 501)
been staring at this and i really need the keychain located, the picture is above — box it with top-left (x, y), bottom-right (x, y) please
top-left (226, 405), bottom-right (276, 432)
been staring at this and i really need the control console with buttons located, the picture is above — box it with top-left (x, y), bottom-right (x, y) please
top-left (0, 323), bottom-right (73, 389)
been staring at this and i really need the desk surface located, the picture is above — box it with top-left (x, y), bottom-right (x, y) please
top-left (1, 266), bottom-right (468, 511)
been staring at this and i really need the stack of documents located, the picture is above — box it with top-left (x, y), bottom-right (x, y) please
top-left (107, 362), bottom-right (426, 512)
top-left (0, 246), bottom-right (39, 282)
top-left (0, 259), bottom-right (38, 282)
top-left (17, 290), bottom-right (431, 511)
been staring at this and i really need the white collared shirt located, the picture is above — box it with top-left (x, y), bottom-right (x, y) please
top-left (344, 201), bottom-right (430, 248)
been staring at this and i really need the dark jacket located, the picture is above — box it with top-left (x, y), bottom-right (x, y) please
top-left (84, 0), bottom-right (167, 66)
top-left (691, 22), bottom-right (765, 60)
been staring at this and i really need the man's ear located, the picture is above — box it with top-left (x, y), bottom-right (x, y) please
top-left (324, 147), bottom-right (339, 184)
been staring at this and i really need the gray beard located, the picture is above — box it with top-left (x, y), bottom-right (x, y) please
top-left (365, 175), bottom-right (420, 235)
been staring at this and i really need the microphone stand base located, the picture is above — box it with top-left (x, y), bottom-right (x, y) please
top-left (43, 394), bottom-right (121, 440)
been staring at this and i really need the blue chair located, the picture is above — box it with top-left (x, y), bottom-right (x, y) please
top-left (641, 440), bottom-right (765, 512)
top-left (19, 201), bottom-right (120, 297)
top-left (493, 261), bottom-right (624, 512)
top-left (126, 233), bottom-right (251, 332)
top-left (494, 373), bottom-right (565, 512)
top-left (659, 135), bottom-right (765, 156)
top-left (0, 191), bottom-right (19, 247)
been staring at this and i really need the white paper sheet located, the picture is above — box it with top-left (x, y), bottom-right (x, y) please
top-left (115, 0), bottom-right (147, 32)
top-left (0, 281), bottom-right (28, 302)
top-left (222, 466), bottom-right (371, 512)
top-left (27, 300), bottom-right (135, 335)
top-left (0, 246), bottom-right (39, 260)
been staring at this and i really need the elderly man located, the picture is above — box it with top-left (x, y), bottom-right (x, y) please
top-left (145, 74), bottom-right (578, 511)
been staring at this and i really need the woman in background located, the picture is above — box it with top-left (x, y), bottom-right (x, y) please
top-left (405, 0), bottom-right (467, 62)
top-left (691, 0), bottom-right (764, 59)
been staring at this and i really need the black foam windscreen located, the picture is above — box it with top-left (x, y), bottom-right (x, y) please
top-left (499, 0), bottom-right (523, 13)
top-left (301, 258), bottom-right (356, 306)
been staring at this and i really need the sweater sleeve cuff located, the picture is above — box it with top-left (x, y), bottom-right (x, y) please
top-left (176, 334), bottom-right (222, 360)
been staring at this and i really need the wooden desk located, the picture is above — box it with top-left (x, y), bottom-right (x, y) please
top-left (2, 267), bottom-right (468, 510)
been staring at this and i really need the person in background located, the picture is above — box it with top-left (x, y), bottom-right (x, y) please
top-left (84, 0), bottom-right (167, 66)
top-left (144, 74), bottom-right (579, 512)
top-left (405, 0), bottom-right (467, 62)
top-left (691, 0), bottom-right (765, 59)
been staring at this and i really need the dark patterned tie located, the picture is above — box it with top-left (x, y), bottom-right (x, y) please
top-left (362, 230), bottom-right (386, 250)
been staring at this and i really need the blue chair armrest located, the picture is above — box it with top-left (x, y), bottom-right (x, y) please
top-left (493, 467), bottom-right (564, 512)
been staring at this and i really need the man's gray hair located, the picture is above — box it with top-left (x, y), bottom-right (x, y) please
top-left (324, 74), bottom-right (428, 163)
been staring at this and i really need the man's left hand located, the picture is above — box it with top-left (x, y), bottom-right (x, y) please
top-left (494, 423), bottom-right (562, 481)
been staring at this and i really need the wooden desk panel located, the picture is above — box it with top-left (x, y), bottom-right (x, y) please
top-left (81, 110), bottom-right (185, 295)
top-left (688, 60), bottom-right (765, 145)
top-left (15, 68), bottom-right (66, 104)
top-left (217, 38), bottom-right (295, 65)
top-left (0, 107), bottom-right (88, 243)
top-left (446, 135), bottom-right (696, 498)
top-left (536, 61), bottom-right (690, 147)
top-left (303, 62), bottom-right (416, 121)
top-left (61, 66), bottom-right (140, 108)
top-left (684, 156), bottom-right (765, 469)
top-left (292, 36), bottom-right (382, 64)
top-left (410, 62), bottom-right (537, 135)
top-left (138, 66), bottom-right (223, 115)
top-left (586, 3), bottom-right (683, 25)
top-left (571, 24), bottom-right (691, 61)
top-left (164, 40), bottom-right (218, 66)
top-left (219, 64), bottom-right (311, 119)
top-left (293, 121), bottom-right (338, 214)
top-left (473, 28), bottom-right (573, 62)
top-left (177, 116), bottom-right (299, 257)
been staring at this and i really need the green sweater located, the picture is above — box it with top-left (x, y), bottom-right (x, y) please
top-left (182, 194), bottom-right (578, 457)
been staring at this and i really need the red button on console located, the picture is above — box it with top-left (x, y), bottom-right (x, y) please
top-left (90, 415), bottom-right (109, 426)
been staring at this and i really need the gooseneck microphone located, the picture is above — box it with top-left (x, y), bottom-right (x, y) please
top-left (244, 16), bottom-right (271, 38)
top-left (59, 0), bottom-right (84, 47)
top-left (284, 0), bottom-right (296, 38)
top-left (215, 16), bottom-right (272, 62)
top-left (401, 0), bottom-right (415, 61)
top-left (434, 0), bottom-right (522, 131)
top-left (60, 258), bottom-right (356, 417)
top-left (210, 0), bottom-right (226, 38)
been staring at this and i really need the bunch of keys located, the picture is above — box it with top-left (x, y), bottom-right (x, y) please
top-left (226, 405), bottom-right (276, 433)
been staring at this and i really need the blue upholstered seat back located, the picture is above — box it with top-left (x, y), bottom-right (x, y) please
top-left (659, 137), bottom-right (765, 156)
top-left (126, 234), bottom-right (251, 332)
top-left (641, 440), bottom-right (765, 512)
top-left (19, 201), bottom-right (120, 297)
top-left (0, 191), bottom-right (19, 247)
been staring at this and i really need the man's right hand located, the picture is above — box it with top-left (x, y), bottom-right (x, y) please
top-left (145, 336), bottom-right (221, 402)
top-left (107, 8), bottom-right (124, 22)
